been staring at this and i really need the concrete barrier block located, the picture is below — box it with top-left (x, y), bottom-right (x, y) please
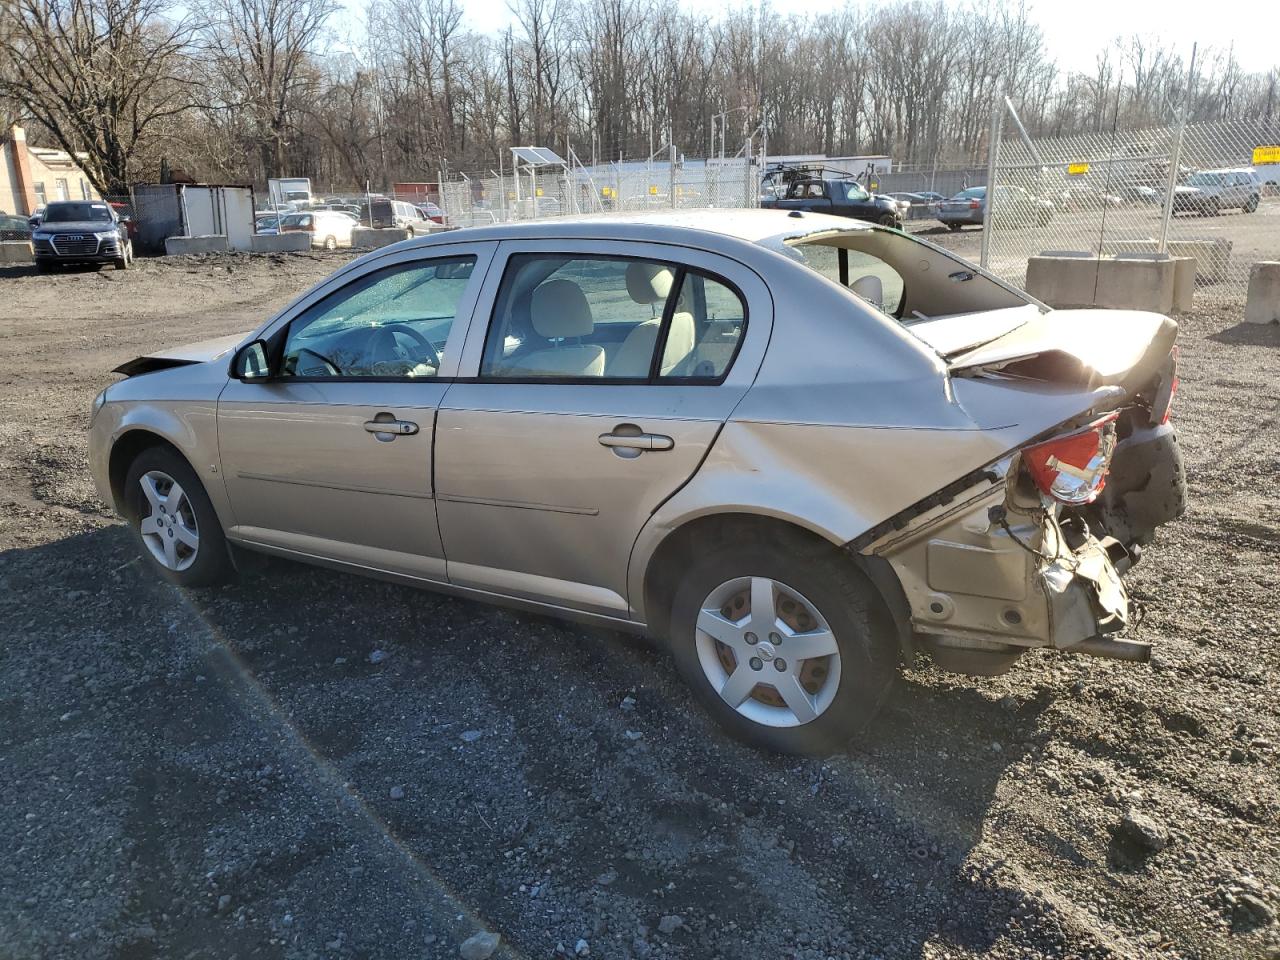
top-left (1170, 257), bottom-right (1195, 314)
top-left (250, 233), bottom-right (311, 253)
top-left (1103, 237), bottom-right (1232, 285)
top-left (165, 235), bottom-right (230, 255)
top-left (352, 227), bottom-right (410, 249)
top-left (1096, 257), bottom-right (1174, 313)
top-left (1026, 255), bottom-right (1100, 308)
top-left (1245, 261), bottom-right (1280, 325)
top-left (0, 241), bottom-right (33, 264)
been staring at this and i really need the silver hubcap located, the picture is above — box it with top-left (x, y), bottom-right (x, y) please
top-left (138, 470), bottom-right (199, 571)
top-left (695, 577), bottom-right (841, 728)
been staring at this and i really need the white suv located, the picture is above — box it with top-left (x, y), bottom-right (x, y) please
top-left (1172, 167), bottom-right (1262, 215)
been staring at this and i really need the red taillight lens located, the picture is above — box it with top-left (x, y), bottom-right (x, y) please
top-left (970, 200), bottom-right (980, 209)
top-left (1021, 413), bottom-right (1119, 505)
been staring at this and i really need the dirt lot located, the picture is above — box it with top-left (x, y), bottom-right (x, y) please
top-left (1, 245), bottom-right (1278, 960)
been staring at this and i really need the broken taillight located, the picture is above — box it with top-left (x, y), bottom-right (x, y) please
top-left (1157, 346), bottom-right (1179, 425)
top-left (1021, 414), bottom-right (1119, 505)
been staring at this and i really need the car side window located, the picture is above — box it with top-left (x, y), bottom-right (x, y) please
top-left (659, 272), bottom-right (746, 380)
top-left (480, 254), bottom-right (746, 382)
top-left (281, 256), bottom-right (476, 378)
top-left (481, 255), bottom-right (677, 379)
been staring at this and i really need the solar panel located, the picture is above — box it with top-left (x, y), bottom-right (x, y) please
top-left (511, 146), bottom-right (565, 166)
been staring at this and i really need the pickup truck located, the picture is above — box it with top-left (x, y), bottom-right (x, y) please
top-left (761, 178), bottom-right (905, 227)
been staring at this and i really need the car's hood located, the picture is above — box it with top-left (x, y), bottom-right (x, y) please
top-left (35, 221), bottom-right (117, 233)
top-left (938, 306), bottom-right (1177, 393)
top-left (114, 333), bottom-right (247, 377)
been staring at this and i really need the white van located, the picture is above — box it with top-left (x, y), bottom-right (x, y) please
top-left (277, 210), bottom-right (356, 249)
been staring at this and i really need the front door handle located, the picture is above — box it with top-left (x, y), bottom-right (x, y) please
top-left (364, 417), bottom-right (418, 438)
top-left (598, 431), bottom-right (674, 451)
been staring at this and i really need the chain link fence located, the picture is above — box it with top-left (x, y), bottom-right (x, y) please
top-left (433, 157), bottom-right (762, 227)
top-left (986, 117), bottom-right (1280, 303)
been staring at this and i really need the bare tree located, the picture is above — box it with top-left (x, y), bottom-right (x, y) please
top-left (201, 0), bottom-right (337, 179)
top-left (0, 0), bottom-right (196, 194)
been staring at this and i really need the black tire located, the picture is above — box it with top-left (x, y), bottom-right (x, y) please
top-left (878, 213), bottom-right (898, 228)
top-left (667, 532), bottom-right (898, 755)
top-left (124, 446), bottom-right (234, 587)
top-left (34, 260), bottom-right (52, 274)
top-left (323, 235), bottom-right (337, 251)
top-left (1245, 194), bottom-right (1259, 213)
top-left (947, 222), bottom-right (962, 231)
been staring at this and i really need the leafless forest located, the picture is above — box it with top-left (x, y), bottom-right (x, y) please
top-left (2, 0), bottom-right (1278, 195)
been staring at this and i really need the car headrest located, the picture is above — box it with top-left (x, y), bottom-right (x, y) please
top-left (625, 261), bottom-right (674, 305)
top-left (851, 274), bottom-right (883, 306)
top-left (531, 279), bottom-right (594, 338)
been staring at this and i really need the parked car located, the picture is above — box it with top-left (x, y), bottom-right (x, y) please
top-left (1171, 168), bottom-right (1261, 216)
top-left (27, 205), bottom-right (46, 228)
top-left (939, 185), bottom-right (1053, 230)
top-left (91, 210), bottom-right (1185, 754)
top-left (416, 201), bottom-right (445, 224)
top-left (761, 177), bottom-right (904, 227)
top-left (30, 200), bottom-right (133, 271)
top-left (366, 198), bottom-right (435, 234)
top-left (277, 210), bottom-right (356, 250)
top-left (255, 215), bottom-right (282, 235)
top-left (1056, 185), bottom-right (1122, 212)
top-left (884, 192), bottom-right (941, 220)
top-left (0, 213), bottom-right (32, 241)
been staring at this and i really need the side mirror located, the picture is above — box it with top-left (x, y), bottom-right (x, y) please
top-left (119, 214), bottom-right (132, 223)
top-left (231, 340), bottom-right (272, 380)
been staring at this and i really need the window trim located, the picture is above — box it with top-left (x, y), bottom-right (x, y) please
top-left (475, 252), bottom-right (749, 387)
top-left (270, 253), bottom-right (481, 383)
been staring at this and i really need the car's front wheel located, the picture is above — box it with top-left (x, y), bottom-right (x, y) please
top-left (668, 534), bottom-right (897, 754)
top-left (323, 235), bottom-right (337, 251)
top-left (947, 222), bottom-right (962, 231)
top-left (124, 446), bottom-right (233, 587)
top-left (1245, 194), bottom-right (1260, 213)
top-left (114, 240), bottom-right (132, 270)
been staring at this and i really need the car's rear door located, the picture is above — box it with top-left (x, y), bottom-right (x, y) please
top-left (216, 240), bottom-right (497, 580)
top-left (433, 238), bottom-right (771, 618)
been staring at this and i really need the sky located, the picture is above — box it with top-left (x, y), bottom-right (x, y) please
top-left (446, 0), bottom-right (1275, 78)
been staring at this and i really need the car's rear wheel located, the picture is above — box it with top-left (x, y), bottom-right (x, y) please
top-left (124, 447), bottom-right (233, 587)
top-left (1245, 194), bottom-right (1260, 213)
top-left (323, 235), bottom-right (337, 251)
top-left (668, 536), bottom-right (897, 754)
top-left (878, 213), bottom-right (898, 228)
top-left (947, 222), bottom-right (962, 231)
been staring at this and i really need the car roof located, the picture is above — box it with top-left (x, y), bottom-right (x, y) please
top-left (390, 209), bottom-right (873, 256)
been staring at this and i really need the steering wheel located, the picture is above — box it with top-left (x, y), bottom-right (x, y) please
top-left (368, 323), bottom-right (442, 370)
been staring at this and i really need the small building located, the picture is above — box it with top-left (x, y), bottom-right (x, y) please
top-left (1, 126), bottom-right (100, 216)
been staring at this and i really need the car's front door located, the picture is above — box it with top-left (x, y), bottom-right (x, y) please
top-left (217, 241), bottom-right (496, 579)
top-left (433, 239), bottom-right (771, 618)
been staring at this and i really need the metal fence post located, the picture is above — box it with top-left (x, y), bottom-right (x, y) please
top-left (1158, 43), bottom-right (1197, 254)
top-left (979, 91), bottom-right (1004, 270)
top-left (743, 136), bottom-right (753, 208)
top-left (669, 143), bottom-right (677, 209)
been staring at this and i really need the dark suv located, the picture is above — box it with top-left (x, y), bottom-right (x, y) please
top-left (30, 200), bottom-right (133, 271)
top-left (761, 177), bottom-right (904, 227)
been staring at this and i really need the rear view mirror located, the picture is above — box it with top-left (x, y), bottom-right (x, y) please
top-left (231, 340), bottom-right (272, 380)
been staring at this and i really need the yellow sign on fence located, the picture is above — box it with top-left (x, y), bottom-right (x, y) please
top-left (649, 185), bottom-right (659, 196)
top-left (1252, 145), bottom-right (1280, 165)
top-left (1067, 162), bottom-right (1090, 176)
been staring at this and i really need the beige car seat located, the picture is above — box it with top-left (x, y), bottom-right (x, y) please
top-left (504, 279), bottom-right (605, 376)
top-left (609, 262), bottom-right (695, 377)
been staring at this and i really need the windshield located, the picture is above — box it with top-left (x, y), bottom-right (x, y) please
top-left (1187, 172), bottom-right (1224, 186)
top-left (43, 202), bottom-right (112, 223)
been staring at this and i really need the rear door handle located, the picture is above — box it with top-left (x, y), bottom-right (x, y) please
top-left (364, 418), bottom-right (418, 437)
top-left (598, 431), bottom-right (674, 451)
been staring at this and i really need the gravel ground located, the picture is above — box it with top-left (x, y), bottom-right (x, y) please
top-left (0, 247), bottom-right (1277, 960)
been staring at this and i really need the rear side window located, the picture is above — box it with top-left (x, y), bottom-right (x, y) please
top-left (785, 243), bottom-right (905, 316)
top-left (479, 254), bottom-right (746, 382)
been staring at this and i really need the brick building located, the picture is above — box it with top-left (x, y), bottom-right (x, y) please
top-left (2, 126), bottom-right (100, 216)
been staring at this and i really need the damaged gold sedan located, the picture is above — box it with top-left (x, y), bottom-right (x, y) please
top-left (88, 210), bottom-right (1185, 753)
